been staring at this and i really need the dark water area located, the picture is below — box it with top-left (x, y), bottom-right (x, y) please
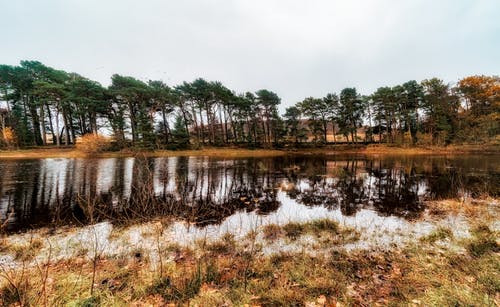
top-left (0, 155), bottom-right (498, 233)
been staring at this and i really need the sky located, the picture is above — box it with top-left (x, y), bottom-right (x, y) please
top-left (1, 0), bottom-right (499, 111)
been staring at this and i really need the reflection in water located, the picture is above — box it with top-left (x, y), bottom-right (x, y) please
top-left (0, 155), bottom-right (498, 232)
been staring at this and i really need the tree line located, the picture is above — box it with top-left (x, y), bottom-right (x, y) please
top-left (0, 60), bottom-right (498, 149)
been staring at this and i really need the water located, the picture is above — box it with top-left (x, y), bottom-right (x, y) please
top-left (0, 154), bottom-right (498, 233)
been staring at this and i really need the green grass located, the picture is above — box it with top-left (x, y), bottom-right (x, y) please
top-left (420, 226), bottom-right (453, 243)
top-left (282, 218), bottom-right (340, 240)
top-left (466, 224), bottom-right (499, 257)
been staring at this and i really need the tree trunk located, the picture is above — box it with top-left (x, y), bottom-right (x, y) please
top-left (378, 120), bottom-right (382, 144)
top-left (28, 96), bottom-right (43, 146)
top-left (198, 106), bottom-right (205, 144)
top-left (227, 111), bottom-right (237, 143)
top-left (128, 102), bottom-right (137, 144)
top-left (0, 113), bottom-right (6, 141)
top-left (78, 115), bottom-right (85, 135)
top-left (178, 102), bottom-right (190, 144)
top-left (55, 109), bottom-right (60, 146)
top-left (161, 106), bottom-right (169, 144)
top-left (68, 110), bottom-right (76, 143)
top-left (46, 106), bottom-right (56, 144)
top-left (323, 120), bottom-right (327, 143)
top-left (205, 102), bottom-right (215, 144)
top-left (221, 106), bottom-right (228, 143)
top-left (63, 112), bottom-right (70, 145)
top-left (91, 112), bottom-right (98, 134)
top-left (332, 122), bottom-right (336, 143)
top-left (40, 103), bottom-right (47, 145)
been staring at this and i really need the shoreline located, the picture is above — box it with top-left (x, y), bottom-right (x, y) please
top-left (0, 144), bottom-right (498, 159)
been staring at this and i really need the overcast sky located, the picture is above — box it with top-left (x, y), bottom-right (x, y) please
top-left (1, 0), bottom-right (499, 110)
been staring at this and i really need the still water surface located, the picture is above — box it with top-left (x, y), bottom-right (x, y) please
top-left (0, 155), bottom-right (498, 233)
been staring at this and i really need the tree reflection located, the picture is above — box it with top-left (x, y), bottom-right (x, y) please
top-left (0, 155), bottom-right (497, 232)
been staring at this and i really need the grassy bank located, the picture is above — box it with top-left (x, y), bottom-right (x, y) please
top-left (291, 143), bottom-right (500, 155)
top-left (0, 197), bottom-right (498, 306)
top-left (0, 147), bottom-right (286, 159)
top-left (0, 144), bottom-right (498, 159)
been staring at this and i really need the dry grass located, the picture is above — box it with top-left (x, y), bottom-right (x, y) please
top-left (427, 198), bottom-right (497, 220)
top-left (0, 147), bottom-right (88, 159)
top-left (0, 205), bottom-right (498, 306)
top-left (2, 224), bottom-right (498, 306)
top-left (1, 144), bottom-right (497, 159)
top-left (362, 144), bottom-right (500, 155)
top-left (0, 147), bottom-right (287, 159)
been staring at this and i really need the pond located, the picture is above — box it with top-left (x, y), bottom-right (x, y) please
top-left (0, 154), bottom-right (498, 235)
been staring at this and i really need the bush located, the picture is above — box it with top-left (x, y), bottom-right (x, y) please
top-left (0, 127), bottom-right (17, 148)
top-left (416, 132), bottom-right (432, 146)
top-left (76, 134), bottom-right (112, 154)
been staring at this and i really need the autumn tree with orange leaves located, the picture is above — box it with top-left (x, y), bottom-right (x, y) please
top-left (456, 75), bottom-right (500, 143)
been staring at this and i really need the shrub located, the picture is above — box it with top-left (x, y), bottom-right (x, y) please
top-left (76, 134), bottom-right (112, 154)
top-left (0, 127), bottom-right (17, 148)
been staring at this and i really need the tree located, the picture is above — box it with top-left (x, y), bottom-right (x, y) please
top-left (323, 93), bottom-right (339, 142)
top-left (400, 80), bottom-right (423, 144)
top-left (67, 74), bottom-right (108, 136)
top-left (171, 114), bottom-right (190, 147)
top-left (283, 106), bottom-right (306, 144)
top-left (255, 89), bottom-right (281, 146)
top-left (176, 78), bottom-right (216, 144)
top-left (420, 78), bottom-right (459, 144)
top-left (211, 81), bottom-right (235, 144)
top-left (33, 79), bottom-right (67, 145)
top-left (149, 80), bottom-right (175, 145)
top-left (299, 97), bottom-right (332, 143)
top-left (456, 75), bottom-right (500, 142)
top-left (338, 88), bottom-right (364, 143)
top-left (109, 75), bottom-right (154, 147)
top-left (13, 61), bottom-right (52, 146)
top-left (372, 87), bottom-right (398, 143)
top-left (0, 64), bottom-right (34, 146)
top-left (457, 75), bottom-right (500, 117)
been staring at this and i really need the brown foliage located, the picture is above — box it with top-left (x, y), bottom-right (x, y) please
top-left (76, 134), bottom-right (112, 154)
top-left (1, 127), bottom-right (16, 148)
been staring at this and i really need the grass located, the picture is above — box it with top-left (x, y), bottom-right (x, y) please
top-left (1, 237), bottom-right (44, 261)
top-left (204, 233), bottom-right (236, 255)
top-left (466, 224), bottom-right (499, 257)
top-left (363, 144), bottom-right (500, 155)
top-left (279, 219), bottom-right (340, 240)
top-left (0, 147), bottom-right (287, 159)
top-left (1, 143), bottom-right (497, 159)
top-left (263, 219), bottom-right (360, 244)
top-left (427, 198), bottom-right (495, 219)
top-left (0, 212), bottom-right (498, 305)
top-left (420, 226), bottom-right (453, 243)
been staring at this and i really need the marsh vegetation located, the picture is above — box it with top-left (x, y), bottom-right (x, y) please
top-left (0, 154), bottom-right (498, 305)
